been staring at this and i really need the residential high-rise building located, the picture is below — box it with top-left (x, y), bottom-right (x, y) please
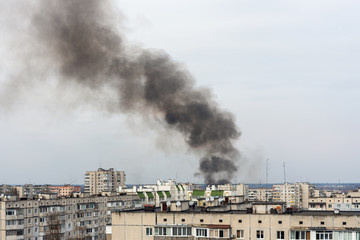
top-left (84, 168), bottom-right (126, 195)
top-left (272, 182), bottom-right (313, 209)
top-left (0, 193), bottom-right (139, 240)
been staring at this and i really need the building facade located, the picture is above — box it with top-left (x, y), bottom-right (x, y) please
top-left (0, 193), bottom-right (139, 240)
top-left (84, 168), bottom-right (126, 195)
top-left (112, 207), bottom-right (360, 240)
top-left (49, 185), bottom-right (81, 197)
top-left (272, 182), bottom-right (314, 209)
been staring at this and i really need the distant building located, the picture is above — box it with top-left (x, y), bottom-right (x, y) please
top-left (49, 185), bottom-right (81, 197)
top-left (248, 188), bottom-right (273, 202)
top-left (125, 180), bottom-right (199, 207)
top-left (84, 168), bottom-right (126, 195)
top-left (272, 182), bottom-right (313, 209)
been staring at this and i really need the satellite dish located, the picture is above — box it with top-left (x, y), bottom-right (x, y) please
top-left (176, 201), bottom-right (181, 207)
top-left (166, 201), bottom-right (171, 207)
top-left (189, 201), bottom-right (194, 206)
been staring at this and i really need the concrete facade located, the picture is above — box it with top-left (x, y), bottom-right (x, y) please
top-left (112, 209), bottom-right (360, 240)
top-left (0, 193), bottom-right (139, 240)
top-left (84, 168), bottom-right (126, 195)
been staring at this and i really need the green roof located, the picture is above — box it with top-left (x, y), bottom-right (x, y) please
top-left (211, 190), bottom-right (224, 197)
top-left (180, 185), bottom-right (185, 191)
top-left (165, 191), bottom-right (171, 197)
top-left (157, 191), bottom-right (164, 198)
top-left (176, 185), bottom-right (180, 191)
top-left (146, 192), bottom-right (154, 198)
top-left (137, 192), bottom-right (145, 199)
top-left (192, 190), bottom-right (205, 197)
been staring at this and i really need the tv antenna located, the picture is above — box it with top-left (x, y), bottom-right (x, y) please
top-left (266, 159), bottom-right (269, 201)
top-left (283, 162), bottom-right (286, 183)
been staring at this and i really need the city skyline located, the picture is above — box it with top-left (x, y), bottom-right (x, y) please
top-left (0, 0), bottom-right (360, 184)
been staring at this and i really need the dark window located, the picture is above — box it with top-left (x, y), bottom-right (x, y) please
top-left (278, 221), bottom-right (282, 224)
top-left (343, 222), bottom-right (346, 225)
top-left (258, 220), bottom-right (262, 223)
top-left (219, 230), bottom-right (224, 237)
top-left (219, 219), bottom-right (223, 223)
top-left (299, 221), bottom-right (303, 224)
top-left (163, 219), bottom-right (167, 222)
top-left (321, 221), bottom-right (324, 225)
top-left (200, 219), bottom-right (204, 223)
top-left (182, 219), bottom-right (185, 222)
top-left (238, 219), bottom-right (242, 223)
top-left (277, 231), bottom-right (285, 239)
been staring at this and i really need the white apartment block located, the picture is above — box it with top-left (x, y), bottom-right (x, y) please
top-left (248, 188), bottom-right (273, 202)
top-left (272, 182), bottom-right (313, 209)
top-left (84, 168), bottom-right (126, 195)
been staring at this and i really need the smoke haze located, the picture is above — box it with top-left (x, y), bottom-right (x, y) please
top-left (8, 0), bottom-right (242, 184)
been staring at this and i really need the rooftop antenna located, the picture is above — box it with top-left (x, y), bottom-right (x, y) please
top-left (283, 162), bottom-right (286, 183)
top-left (266, 159), bottom-right (269, 201)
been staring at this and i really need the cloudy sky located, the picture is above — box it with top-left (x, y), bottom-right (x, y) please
top-left (0, 0), bottom-right (359, 185)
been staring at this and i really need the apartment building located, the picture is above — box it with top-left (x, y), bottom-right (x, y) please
top-left (272, 182), bottom-right (314, 209)
top-left (308, 196), bottom-right (360, 211)
top-left (49, 185), bottom-right (81, 197)
top-left (84, 168), bottom-right (126, 195)
top-left (0, 193), bottom-right (140, 240)
top-left (112, 202), bottom-right (360, 240)
top-left (248, 188), bottom-right (273, 202)
top-left (212, 184), bottom-right (249, 200)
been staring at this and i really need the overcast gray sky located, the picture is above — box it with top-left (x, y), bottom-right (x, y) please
top-left (0, 0), bottom-right (360, 185)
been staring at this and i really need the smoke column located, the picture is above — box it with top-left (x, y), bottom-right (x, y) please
top-left (31, 0), bottom-right (241, 184)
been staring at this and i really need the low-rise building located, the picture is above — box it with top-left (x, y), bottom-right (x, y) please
top-left (50, 185), bottom-right (81, 197)
top-left (112, 202), bottom-right (360, 240)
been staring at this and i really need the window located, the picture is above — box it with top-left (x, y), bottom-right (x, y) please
top-left (343, 222), bottom-right (346, 225)
top-left (277, 231), bottom-right (285, 239)
top-left (163, 218), bottom-right (167, 222)
top-left (299, 221), bottom-right (303, 225)
top-left (200, 219), bottom-right (204, 223)
top-left (258, 220), bottom-right (262, 223)
top-left (256, 230), bottom-right (264, 240)
top-left (196, 228), bottom-right (208, 237)
top-left (145, 228), bottom-right (152, 236)
top-left (219, 219), bottom-right (223, 223)
top-left (290, 230), bottom-right (310, 240)
top-left (238, 219), bottom-right (242, 223)
top-left (334, 231), bottom-right (351, 239)
top-left (316, 231), bottom-right (332, 240)
top-left (237, 230), bottom-right (244, 239)
top-left (219, 230), bottom-right (224, 237)
top-left (154, 227), bottom-right (171, 236)
top-left (278, 221), bottom-right (282, 224)
top-left (182, 219), bottom-right (185, 222)
top-left (173, 227), bottom-right (191, 236)
top-left (320, 221), bottom-right (325, 225)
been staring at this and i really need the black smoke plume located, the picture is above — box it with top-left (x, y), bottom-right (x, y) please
top-left (31, 0), bottom-right (241, 184)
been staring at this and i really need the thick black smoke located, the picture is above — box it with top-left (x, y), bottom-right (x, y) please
top-left (32, 0), bottom-right (241, 184)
